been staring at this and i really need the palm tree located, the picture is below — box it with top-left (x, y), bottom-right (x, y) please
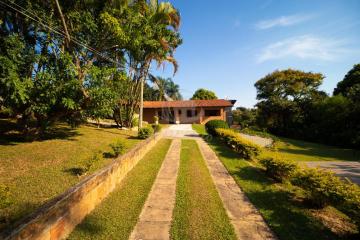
top-left (136, 0), bottom-right (181, 127)
top-left (104, 0), bottom-right (182, 127)
top-left (149, 75), bottom-right (182, 101)
top-left (165, 79), bottom-right (182, 100)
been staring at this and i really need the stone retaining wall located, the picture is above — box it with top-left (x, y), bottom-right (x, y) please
top-left (1, 132), bottom-right (163, 240)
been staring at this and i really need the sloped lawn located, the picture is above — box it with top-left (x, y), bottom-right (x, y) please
top-left (237, 128), bottom-right (360, 162)
top-left (0, 119), bottom-right (140, 232)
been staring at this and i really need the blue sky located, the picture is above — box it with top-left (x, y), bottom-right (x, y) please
top-left (151, 0), bottom-right (360, 107)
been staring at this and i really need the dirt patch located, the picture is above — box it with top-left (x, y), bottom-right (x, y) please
top-left (309, 207), bottom-right (358, 237)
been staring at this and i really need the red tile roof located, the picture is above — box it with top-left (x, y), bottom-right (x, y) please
top-left (143, 99), bottom-right (235, 108)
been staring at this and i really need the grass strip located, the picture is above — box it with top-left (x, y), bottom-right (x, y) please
top-left (192, 124), bottom-right (343, 240)
top-left (68, 139), bottom-right (172, 240)
top-left (170, 139), bottom-right (236, 240)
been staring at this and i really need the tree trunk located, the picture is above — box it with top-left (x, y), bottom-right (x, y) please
top-left (54, 0), bottom-right (71, 47)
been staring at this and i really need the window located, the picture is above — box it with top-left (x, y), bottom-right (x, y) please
top-left (186, 110), bottom-right (191, 117)
top-left (205, 109), bottom-right (221, 117)
top-left (186, 110), bottom-right (198, 117)
top-left (178, 110), bottom-right (182, 115)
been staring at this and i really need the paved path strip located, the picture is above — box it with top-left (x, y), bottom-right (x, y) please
top-left (129, 139), bottom-right (181, 240)
top-left (162, 124), bottom-right (201, 139)
top-left (197, 139), bottom-right (277, 240)
top-left (304, 161), bottom-right (360, 185)
top-left (239, 133), bottom-right (273, 147)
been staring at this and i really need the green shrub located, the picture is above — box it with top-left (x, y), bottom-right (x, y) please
top-left (259, 156), bottom-right (298, 182)
top-left (110, 139), bottom-right (126, 157)
top-left (205, 120), bottom-right (229, 136)
top-left (0, 184), bottom-right (12, 210)
top-left (292, 168), bottom-right (352, 208)
top-left (339, 184), bottom-right (360, 228)
top-left (151, 124), bottom-right (162, 133)
top-left (292, 167), bottom-right (360, 228)
top-left (132, 117), bottom-right (139, 127)
top-left (138, 126), bottom-right (154, 139)
top-left (73, 151), bottom-right (102, 176)
top-left (216, 128), bottom-right (261, 159)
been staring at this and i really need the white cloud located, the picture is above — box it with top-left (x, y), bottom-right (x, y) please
top-left (255, 14), bottom-right (313, 29)
top-left (257, 35), bottom-right (348, 63)
top-left (260, 0), bottom-right (273, 9)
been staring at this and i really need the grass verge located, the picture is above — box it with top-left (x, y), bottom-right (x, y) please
top-left (0, 120), bottom-right (140, 231)
top-left (68, 139), bottom-right (172, 240)
top-left (170, 139), bottom-right (236, 240)
top-left (261, 136), bottom-right (360, 162)
top-left (234, 126), bottom-right (359, 162)
top-left (192, 124), bottom-right (356, 240)
top-left (192, 124), bottom-right (207, 135)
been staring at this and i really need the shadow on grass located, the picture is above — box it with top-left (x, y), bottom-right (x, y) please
top-left (92, 127), bottom-right (138, 139)
top-left (71, 215), bottom-right (104, 235)
top-left (0, 201), bottom-right (43, 234)
top-left (63, 167), bottom-right (87, 176)
top-left (103, 152), bottom-right (115, 158)
top-left (0, 119), bottom-right (81, 146)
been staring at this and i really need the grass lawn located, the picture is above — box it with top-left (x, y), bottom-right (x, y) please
top-left (192, 124), bottom-right (207, 135)
top-left (68, 139), bottom-right (172, 240)
top-left (194, 124), bottom-right (359, 162)
top-left (0, 119), bottom-right (140, 231)
top-left (237, 127), bottom-right (360, 162)
top-left (170, 139), bottom-right (236, 240)
top-left (192, 124), bottom-right (357, 239)
top-left (261, 137), bottom-right (360, 162)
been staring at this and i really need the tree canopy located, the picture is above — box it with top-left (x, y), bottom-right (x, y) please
top-left (333, 63), bottom-right (360, 102)
top-left (255, 69), bottom-right (324, 102)
top-left (191, 88), bottom-right (218, 100)
top-left (253, 67), bottom-right (360, 149)
top-left (254, 69), bottom-right (325, 135)
top-left (0, 0), bottom-right (182, 132)
top-left (147, 75), bottom-right (182, 101)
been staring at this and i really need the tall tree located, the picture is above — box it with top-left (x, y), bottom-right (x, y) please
top-left (102, 0), bottom-right (182, 127)
top-left (191, 88), bottom-right (217, 100)
top-left (254, 69), bottom-right (324, 136)
top-left (334, 63), bottom-right (360, 102)
top-left (0, 0), bottom-right (182, 131)
top-left (166, 79), bottom-right (182, 100)
top-left (232, 107), bottom-right (257, 128)
top-left (149, 75), bottom-right (182, 100)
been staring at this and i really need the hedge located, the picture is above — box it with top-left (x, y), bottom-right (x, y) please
top-left (138, 126), bottom-right (154, 139)
top-left (215, 128), bottom-right (261, 159)
top-left (259, 156), bottom-right (298, 182)
top-left (110, 139), bottom-right (126, 157)
top-left (151, 124), bottom-right (162, 133)
top-left (215, 127), bottom-right (360, 228)
top-left (292, 167), bottom-right (360, 228)
top-left (205, 120), bottom-right (229, 136)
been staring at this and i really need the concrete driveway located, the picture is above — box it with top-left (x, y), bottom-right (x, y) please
top-left (304, 161), bottom-right (360, 185)
top-left (162, 124), bottom-right (201, 139)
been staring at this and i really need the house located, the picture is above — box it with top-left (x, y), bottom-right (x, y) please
top-left (143, 99), bottom-right (236, 124)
